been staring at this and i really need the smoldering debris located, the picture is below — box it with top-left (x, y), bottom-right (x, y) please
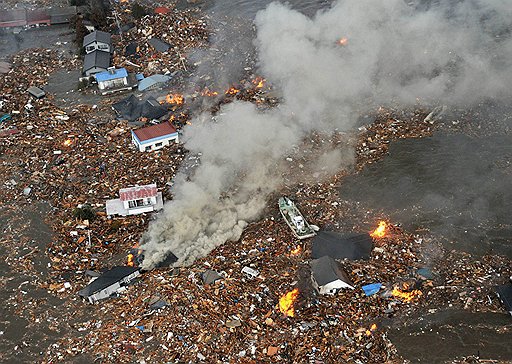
top-left (141, 0), bottom-right (512, 268)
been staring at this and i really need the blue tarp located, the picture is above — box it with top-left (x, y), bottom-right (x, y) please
top-left (95, 68), bottom-right (128, 82)
top-left (362, 283), bottom-right (382, 296)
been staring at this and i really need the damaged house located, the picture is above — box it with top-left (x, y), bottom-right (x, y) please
top-left (106, 183), bottom-right (164, 216)
top-left (78, 266), bottom-right (140, 304)
top-left (131, 121), bottom-right (179, 152)
top-left (310, 255), bottom-right (354, 295)
top-left (112, 95), bottom-right (167, 122)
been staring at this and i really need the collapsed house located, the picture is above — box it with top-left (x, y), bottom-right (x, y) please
top-left (106, 183), bottom-right (164, 217)
top-left (131, 121), bottom-right (179, 152)
top-left (112, 95), bottom-right (167, 122)
top-left (310, 255), bottom-right (354, 295)
top-left (78, 266), bottom-right (140, 304)
top-left (312, 231), bottom-right (373, 260)
top-left (148, 37), bottom-right (171, 53)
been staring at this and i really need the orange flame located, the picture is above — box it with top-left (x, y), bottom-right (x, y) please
top-left (370, 221), bottom-right (387, 238)
top-left (225, 87), bottom-right (240, 96)
top-left (200, 88), bottom-right (219, 97)
top-left (278, 288), bottom-right (299, 317)
top-left (365, 323), bottom-right (378, 336)
top-left (127, 253), bottom-right (134, 267)
top-left (338, 37), bottom-right (348, 46)
top-left (63, 139), bottom-right (73, 147)
top-left (252, 77), bottom-right (265, 88)
top-left (290, 245), bottom-right (302, 256)
top-left (391, 287), bottom-right (422, 302)
top-left (165, 94), bottom-right (184, 105)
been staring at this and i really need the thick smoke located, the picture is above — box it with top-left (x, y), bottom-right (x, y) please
top-left (141, 0), bottom-right (512, 268)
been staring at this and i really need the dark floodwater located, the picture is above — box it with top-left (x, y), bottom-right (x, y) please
top-left (339, 129), bottom-right (512, 362)
top-left (340, 132), bottom-right (512, 257)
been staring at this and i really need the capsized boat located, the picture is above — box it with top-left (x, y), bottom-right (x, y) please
top-left (278, 196), bottom-right (316, 239)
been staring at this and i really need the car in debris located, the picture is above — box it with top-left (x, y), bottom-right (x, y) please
top-left (278, 196), bottom-right (316, 239)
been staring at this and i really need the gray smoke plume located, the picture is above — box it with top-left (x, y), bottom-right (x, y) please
top-left (141, 0), bottom-right (512, 269)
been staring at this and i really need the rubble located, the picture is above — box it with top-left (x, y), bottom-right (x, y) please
top-left (1, 3), bottom-right (511, 364)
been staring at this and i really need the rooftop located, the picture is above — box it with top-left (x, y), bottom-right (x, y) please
top-left (119, 183), bottom-right (158, 202)
top-left (95, 68), bottom-right (128, 82)
top-left (83, 30), bottom-right (112, 47)
top-left (133, 121), bottom-right (177, 142)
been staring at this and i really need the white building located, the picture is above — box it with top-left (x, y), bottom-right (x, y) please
top-left (95, 67), bottom-right (132, 95)
top-left (78, 266), bottom-right (140, 304)
top-left (131, 121), bottom-right (179, 152)
top-left (83, 30), bottom-right (112, 54)
top-left (106, 183), bottom-right (164, 216)
top-left (310, 255), bottom-right (354, 295)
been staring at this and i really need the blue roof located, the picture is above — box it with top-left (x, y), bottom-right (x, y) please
top-left (95, 68), bottom-right (128, 82)
top-left (138, 74), bottom-right (171, 91)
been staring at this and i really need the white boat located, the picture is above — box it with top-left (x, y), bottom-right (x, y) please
top-left (278, 196), bottom-right (316, 239)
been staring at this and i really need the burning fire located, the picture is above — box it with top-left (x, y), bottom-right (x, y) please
top-left (165, 93), bottom-right (184, 105)
top-left (127, 244), bottom-right (143, 267)
top-left (290, 245), bottom-right (302, 256)
top-left (127, 253), bottom-right (135, 267)
top-left (370, 221), bottom-right (387, 238)
top-left (337, 37), bottom-right (348, 46)
top-left (278, 288), bottom-right (299, 317)
top-left (63, 139), bottom-right (73, 147)
top-left (391, 285), bottom-right (422, 302)
top-left (225, 87), bottom-right (241, 96)
top-left (366, 323), bottom-right (378, 336)
top-left (252, 77), bottom-right (266, 88)
top-left (200, 88), bottom-right (219, 97)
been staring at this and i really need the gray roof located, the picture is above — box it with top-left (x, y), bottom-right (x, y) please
top-left (78, 266), bottom-right (139, 297)
top-left (83, 50), bottom-right (111, 72)
top-left (201, 270), bottom-right (222, 284)
top-left (138, 74), bottom-right (171, 91)
top-left (148, 37), bottom-right (171, 52)
top-left (310, 256), bottom-right (353, 287)
top-left (83, 30), bottom-right (112, 47)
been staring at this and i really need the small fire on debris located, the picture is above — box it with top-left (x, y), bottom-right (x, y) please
top-left (290, 245), bottom-right (302, 256)
top-left (225, 87), bottom-right (241, 96)
top-left (366, 323), bottom-right (378, 336)
top-left (63, 139), bottom-right (73, 147)
top-left (391, 282), bottom-right (422, 302)
top-left (337, 37), bottom-right (348, 46)
top-left (252, 77), bottom-right (266, 88)
top-left (165, 93), bottom-right (184, 105)
top-left (200, 88), bottom-right (219, 97)
top-left (370, 221), bottom-right (388, 238)
top-left (278, 288), bottom-right (299, 317)
top-left (127, 245), bottom-right (143, 267)
top-left (127, 253), bottom-right (135, 267)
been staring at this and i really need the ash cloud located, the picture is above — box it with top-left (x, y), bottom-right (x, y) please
top-left (141, 0), bottom-right (512, 269)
